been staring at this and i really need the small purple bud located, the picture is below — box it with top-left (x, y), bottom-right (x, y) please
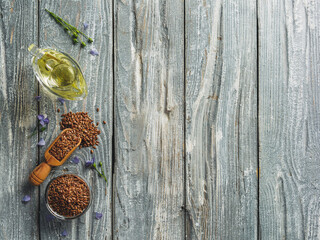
top-left (58, 98), bottom-right (65, 104)
top-left (37, 115), bottom-right (44, 121)
top-left (43, 117), bottom-right (49, 125)
top-left (22, 195), bottom-right (31, 203)
top-left (37, 138), bottom-right (45, 146)
top-left (83, 22), bottom-right (89, 30)
top-left (72, 156), bottom-right (80, 164)
top-left (95, 212), bottom-right (103, 219)
top-left (85, 157), bottom-right (95, 167)
top-left (89, 48), bottom-right (99, 56)
top-left (61, 230), bottom-right (67, 237)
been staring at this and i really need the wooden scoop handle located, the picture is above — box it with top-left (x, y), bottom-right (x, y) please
top-left (29, 162), bottom-right (52, 186)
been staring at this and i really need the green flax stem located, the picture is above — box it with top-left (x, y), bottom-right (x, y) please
top-left (92, 163), bottom-right (102, 177)
top-left (99, 162), bottom-right (108, 183)
top-left (45, 9), bottom-right (93, 45)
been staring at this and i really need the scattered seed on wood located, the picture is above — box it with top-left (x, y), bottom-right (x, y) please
top-left (90, 150), bottom-right (94, 154)
top-left (57, 109), bottom-right (60, 113)
top-left (96, 122), bottom-right (99, 126)
top-left (47, 174), bottom-right (90, 217)
top-left (96, 108), bottom-right (99, 112)
top-left (103, 121), bottom-right (106, 124)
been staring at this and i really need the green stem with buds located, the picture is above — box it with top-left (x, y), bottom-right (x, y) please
top-left (45, 9), bottom-right (93, 46)
top-left (99, 162), bottom-right (108, 183)
top-left (92, 163), bottom-right (102, 177)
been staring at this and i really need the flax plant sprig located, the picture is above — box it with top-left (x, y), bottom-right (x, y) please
top-left (45, 9), bottom-right (93, 47)
top-left (85, 157), bottom-right (108, 184)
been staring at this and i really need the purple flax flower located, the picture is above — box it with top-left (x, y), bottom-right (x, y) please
top-left (38, 115), bottom-right (49, 126)
top-left (72, 156), bottom-right (80, 164)
top-left (37, 138), bottom-right (45, 146)
top-left (85, 157), bottom-right (95, 167)
top-left (61, 230), bottom-right (68, 237)
top-left (43, 118), bottom-right (49, 125)
top-left (58, 98), bottom-right (65, 104)
top-left (37, 114), bottom-right (44, 121)
top-left (83, 22), bottom-right (89, 30)
top-left (22, 195), bottom-right (31, 203)
top-left (35, 96), bottom-right (41, 101)
top-left (40, 118), bottom-right (49, 126)
top-left (89, 48), bottom-right (99, 56)
top-left (95, 212), bottom-right (103, 220)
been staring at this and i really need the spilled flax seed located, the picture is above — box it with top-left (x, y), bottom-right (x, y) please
top-left (59, 112), bottom-right (100, 149)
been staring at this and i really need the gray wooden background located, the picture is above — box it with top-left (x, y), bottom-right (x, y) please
top-left (0, 0), bottom-right (319, 239)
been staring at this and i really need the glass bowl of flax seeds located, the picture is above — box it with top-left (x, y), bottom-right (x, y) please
top-left (45, 174), bottom-right (92, 220)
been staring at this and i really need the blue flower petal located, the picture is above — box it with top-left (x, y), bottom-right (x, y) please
top-left (37, 115), bottom-right (44, 121)
top-left (58, 98), bottom-right (65, 104)
top-left (83, 22), bottom-right (89, 30)
top-left (89, 49), bottom-right (99, 56)
top-left (72, 156), bottom-right (80, 164)
top-left (22, 195), bottom-right (31, 203)
top-left (37, 138), bottom-right (45, 146)
top-left (43, 118), bottom-right (49, 124)
top-left (35, 96), bottom-right (41, 101)
top-left (61, 230), bottom-right (67, 237)
top-left (85, 157), bottom-right (95, 167)
top-left (95, 212), bottom-right (103, 219)
top-left (39, 120), bottom-right (45, 126)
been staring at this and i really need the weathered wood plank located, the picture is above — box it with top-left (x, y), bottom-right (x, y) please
top-left (185, 0), bottom-right (258, 239)
top-left (0, 0), bottom-right (39, 239)
top-left (113, 0), bottom-right (185, 239)
top-left (37, 1), bottom-right (113, 239)
top-left (259, 0), bottom-right (320, 239)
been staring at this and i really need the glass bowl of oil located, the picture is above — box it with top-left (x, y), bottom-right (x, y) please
top-left (28, 44), bottom-right (87, 100)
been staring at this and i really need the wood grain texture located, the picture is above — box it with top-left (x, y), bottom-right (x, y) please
top-left (259, 0), bottom-right (320, 239)
top-left (4, 0), bottom-right (320, 239)
top-left (0, 0), bottom-right (39, 239)
top-left (37, 1), bottom-right (113, 239)
top-left (113, 0), bottom-right (185, 239)
top-left (185, 0), bottom-right (258, 239)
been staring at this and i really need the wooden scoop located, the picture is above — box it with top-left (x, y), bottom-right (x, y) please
top-left (29, 128), bottom-right (81, 186)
